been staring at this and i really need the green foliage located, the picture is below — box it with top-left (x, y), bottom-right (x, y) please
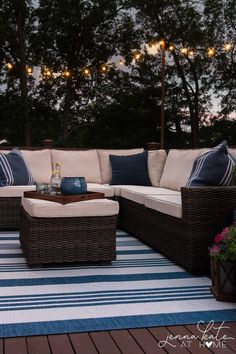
top-left (210, 226), bottom-right (236, 262)
top-left (0, 0), bottom-right (235, 148)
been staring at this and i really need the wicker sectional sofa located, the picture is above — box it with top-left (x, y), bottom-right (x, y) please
top-left (1, 144), bottom-right (236, 274)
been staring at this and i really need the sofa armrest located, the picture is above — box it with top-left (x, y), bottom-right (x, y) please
top-left (181, 186), bottom-right (236, 225)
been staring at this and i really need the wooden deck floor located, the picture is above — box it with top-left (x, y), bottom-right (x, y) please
top-left (1, 322), bottom-right (236, 354)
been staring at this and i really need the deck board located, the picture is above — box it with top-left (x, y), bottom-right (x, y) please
top-left (69, 333), bottom-right (98, 354)
top-left (1, 323), bottom-right (236, 354)
top-left (48, 334), bottom-right (74, 354)
top-left (129, 328), bottom-right (165, 354)
top-left (27, 336), bottom-right (51, 354)
top-left (110, 329), bottom-right (144, 354)
top-left (90, 331), bottom-right (121, 354)
top-left (4, 337), bottom-right (28, 354)
top-left (0, 339), bottom-right (3, 354)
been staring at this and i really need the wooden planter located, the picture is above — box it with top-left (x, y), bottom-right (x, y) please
top-left (211, 257), bottom-right (236, 302)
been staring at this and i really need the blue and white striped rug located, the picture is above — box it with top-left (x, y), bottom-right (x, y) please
top-left (1, 230), bottom-right (236, 338)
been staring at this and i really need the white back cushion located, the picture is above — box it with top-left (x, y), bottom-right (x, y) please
top-left (160, 149), bottom-right (209, 191)
top-left (228, 148), bottom-right (236, 160)
top-left (98, 148), bottom-right (144, 184)
top-left (148, 150), bottom-right (167, 187)
top-left (51, 149), bottom-right (102, 183)
top-left (21, 149), bottom-right (52, 184)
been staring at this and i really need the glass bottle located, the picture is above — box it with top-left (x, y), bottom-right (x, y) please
top-left (50, 162), bottom-right (62, 194)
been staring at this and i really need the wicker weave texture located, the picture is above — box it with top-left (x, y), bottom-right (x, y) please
top-left (119, 187), bottom-right (236, 274)
top-left (20, 208), bottom-right (117, 265)
top-left (0, 197), bottom-right (21, 229)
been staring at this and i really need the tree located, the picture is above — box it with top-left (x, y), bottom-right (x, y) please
top-left (122, 0), bottom-right (235, 147)
top-left (0, 0), bottom-right (35, 145)
top-left (204, 0), bottom-right (236, 115)
top-left (32, 0), bottom-right (138, 144)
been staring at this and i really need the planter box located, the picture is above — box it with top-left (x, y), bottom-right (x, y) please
top-left (211, 257), bottom-right (236, 302)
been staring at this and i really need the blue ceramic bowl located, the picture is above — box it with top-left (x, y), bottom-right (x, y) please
top-left (61, 177), bottom-right (87, 195)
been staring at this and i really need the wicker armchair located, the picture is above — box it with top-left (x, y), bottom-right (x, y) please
top-left (0, 197), bottom-right (21, 229)
top-left (119, 186), bottom-right (236, 274)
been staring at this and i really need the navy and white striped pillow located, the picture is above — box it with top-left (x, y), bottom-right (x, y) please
top-left (0, 148), bottom-right (35, 186)
top-left (186, 141), bottom-right (235, 187)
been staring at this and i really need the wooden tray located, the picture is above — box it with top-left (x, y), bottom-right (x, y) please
top-left (24, 191), bottom-right (105, 205)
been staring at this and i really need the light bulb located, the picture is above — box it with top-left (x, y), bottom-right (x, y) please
top-left (207, 48), bottom-right (216, 57)
top-left (101, 64), bottom-right (108, 72)
top-left (44, 68), bottom-right (52, 77)
top-left (169, 44), bottom-right (175, 52)
top-left (134, 52), bottom-right (141, 60)
top-left (64, 70), bottom-right (71, 77)
top-left (6, 63), bottom-right (13, 70)
top-left (83, 68), bottom-right (91, 76)
top-left (223, 43), bottom-right (232, 51)
top-left (27, 67), bottom-right (33, 74)
top-left (180, 47), bottom-right (188, 55)
top-left (159, 40), bottom-right (165, 47)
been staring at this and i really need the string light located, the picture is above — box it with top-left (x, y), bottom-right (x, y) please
top-left (63, 70), bottom-right (71, 77)
top-left (180, 47), bottom-right (188, 55)
top-left (207, 47), bottom-right (216, 57)
top-left (100, 64), bottom-right (109, 73)
top-left (6, 63), bottom-right (14, 70)
top-left (5, 39), bottom-right (235, 81)
top-left (188, 50), bottom-right (195, 57)
top-left (223, 43), bottom-right (233, 51)
top-left (134, 51), bottom-right (142, 61)
top-left (26, 67), bottom-right (33, 75)
top-left (169, 44), bottom-right (175, 52)
top-left (43, 68), bottom-right (53, 78)
top-left (83, 67), bottom-right (91, 76)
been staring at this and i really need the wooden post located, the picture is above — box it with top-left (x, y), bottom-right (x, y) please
top-left (160, 40), bottom-right (166, 149)
top-left (146, 142), bottom-right (161, 150)
top-left (43, 139), bottom-right (54, 148)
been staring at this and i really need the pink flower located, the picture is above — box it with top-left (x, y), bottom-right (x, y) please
top-left (221, 227), bottom-right (230, 239)
top-left (209, 245), bottom-right (221, 256)
top-left (214, 227), bottom-right (230, 244)
top-left (214, 233), bottom-right (225, 244)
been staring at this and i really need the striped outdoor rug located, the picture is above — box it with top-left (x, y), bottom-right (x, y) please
top-left (0, 230), bottom-right (236, 338)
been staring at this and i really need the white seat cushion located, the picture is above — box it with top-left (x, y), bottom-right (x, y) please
top-left (98, 148), bottom-right (144, 184)
top-left (145, 194), bottom-right (182, 218)
top-left (22, 198), bottom-right (119, 218)
top-left (21, 150), bottom-right (52, 184)
top-left (51, 149), bottom-right (102, 183)
top-left (0, 185), bottom-right (36, 197)
top-left (87, 183), bottom-right (114, 197)
top-left (160, 148), bottom-right (209, 191)
top-left (148, 150), bottom-right (167, 187)
top-left (120, 186), bottom-right (180, 204)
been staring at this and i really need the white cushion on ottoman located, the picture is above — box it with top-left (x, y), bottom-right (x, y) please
top-left (22, 197), bottom-right (119, 218)
top-left (0, 185), bottom-right (36, 197)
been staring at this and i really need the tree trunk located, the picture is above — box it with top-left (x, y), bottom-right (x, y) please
top-left (172, 52), bottom-right (199, 147)
top-left (62, 78), bottom-right (73, 145)
top-left (16, 0), bottom-right (31, 146)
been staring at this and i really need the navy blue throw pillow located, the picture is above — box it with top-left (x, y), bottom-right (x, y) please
top-left (186, 141), bottom-right (235, 187)
top-left (109, 151), bottom-right (151, 186)
top-left (0, 148), bottom-right (35, 186)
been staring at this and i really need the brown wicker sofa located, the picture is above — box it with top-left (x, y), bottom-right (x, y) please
top-left (0, 142), bottom-right (236, 274)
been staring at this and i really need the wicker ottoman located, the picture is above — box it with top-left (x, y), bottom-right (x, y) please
top-left (20, 197), bottom-right (119, 265)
